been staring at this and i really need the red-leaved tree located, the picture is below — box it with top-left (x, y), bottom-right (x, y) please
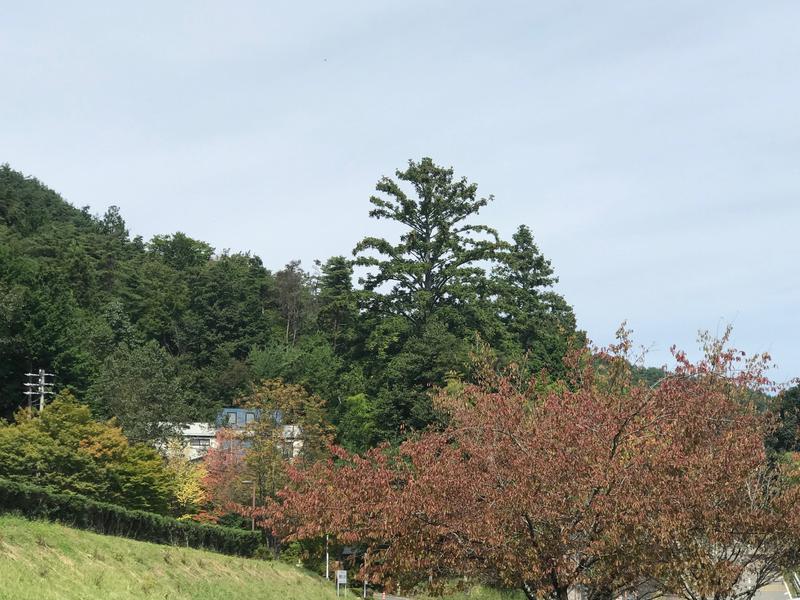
top-left (273, 329), bottom-right (800, 600)
top-left (200, 427), bottom-right (248, 521)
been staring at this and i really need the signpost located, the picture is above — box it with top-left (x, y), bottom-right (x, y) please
top-left (336, 570), bottom-right (347, 597)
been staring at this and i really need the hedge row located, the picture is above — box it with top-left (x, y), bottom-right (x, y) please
top-left (0, 477), bottom-right (261, 557)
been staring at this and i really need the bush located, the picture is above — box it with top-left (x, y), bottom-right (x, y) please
top-left (0, 477), bottom-right (261, 557)
top-left (0, 395), bottom-right (175, 513)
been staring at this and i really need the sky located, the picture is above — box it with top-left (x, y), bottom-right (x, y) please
top-left (2, 1), bottom-right (799, 383)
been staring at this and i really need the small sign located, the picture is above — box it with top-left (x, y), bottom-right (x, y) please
top-left (336, 570), bottom-right (347, 585)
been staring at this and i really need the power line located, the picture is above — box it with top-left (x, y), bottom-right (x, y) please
top-left (23, 368), bottom-right (55, 411)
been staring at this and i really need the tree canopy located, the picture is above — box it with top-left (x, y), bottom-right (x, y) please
top-left (354, 157), bottom-right (501, 326)
top-left (276, 334), bottom-right (799, 600)
top-left (1, 161), bottom-right (798, 595)
top-left (0, 159), bottom-right (580, 444)
top-left (0, 392), bottom-right (175, 513)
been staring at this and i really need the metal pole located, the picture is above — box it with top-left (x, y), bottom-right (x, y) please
top-left (325, 534), bottom-right (330, 580)
top-left (23, 369), bottom-right (54, 412)
top-left (38, 369), bottom-right (45, 411)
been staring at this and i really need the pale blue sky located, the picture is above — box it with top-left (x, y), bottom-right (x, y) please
top-left (2, 1), bottom-right (798, 383)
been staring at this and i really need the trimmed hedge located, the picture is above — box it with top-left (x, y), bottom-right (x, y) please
top-left (0, 477), bottom-right (261, 557)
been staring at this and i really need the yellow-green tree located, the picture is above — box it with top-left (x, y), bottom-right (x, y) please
top-left (165, 444), bottom-right (209, 518)
top-left (0, 391), bottom-right (175, 513)
top-left (241, 379), bottom-right (334, 500)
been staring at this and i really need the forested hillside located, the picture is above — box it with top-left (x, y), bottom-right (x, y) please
top-left (0, 160), bottom-right (580, 447)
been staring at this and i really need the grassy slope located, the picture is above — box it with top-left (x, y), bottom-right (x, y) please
top-left (0, 515), bottom-right (352, 600)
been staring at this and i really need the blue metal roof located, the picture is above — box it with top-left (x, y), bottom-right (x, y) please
top-left (214, 407), bottom-right (283, 428)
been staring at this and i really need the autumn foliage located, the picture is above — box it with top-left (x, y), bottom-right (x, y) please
top-left (275, 330), bottom-right (800, 600)
top-left (199, 427), bottom-right (248, 520)
top-left (200, 379), bottom-right (335, 535)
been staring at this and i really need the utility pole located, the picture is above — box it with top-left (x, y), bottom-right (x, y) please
top-left (23, 368), bottom-right (54, 412)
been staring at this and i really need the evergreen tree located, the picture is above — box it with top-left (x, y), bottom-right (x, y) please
top-left (316, 256), bottom-right (358, 352)
top-left (352, 158), bottom-right (504, 431)
top-left (0, 163), bottom-right (581, 448)
top-left (491, 224), bottom-right (580, 374)
top-left (354, 157), bottom-right (501, 327)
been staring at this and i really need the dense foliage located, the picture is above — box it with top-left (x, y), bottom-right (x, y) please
top-left (0, 476), bottom-right (261, 556)
top-left (767, 384), bottom-right (800, 454)
top-left (0, 393), bottom-right (175, 513)
top-left (1, 161), bottom-right (798, 595)
top-left (0, 160), bottom-right (579, 447)
top-left (199, 379), bottom-right (336, 553)
top-left (276, 332), bottom-right (800, 600)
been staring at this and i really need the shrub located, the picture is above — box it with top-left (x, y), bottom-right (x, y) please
top-left (0, 477), bottom-right (261, 557)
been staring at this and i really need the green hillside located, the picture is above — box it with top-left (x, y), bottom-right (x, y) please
top-left (0, 515), bottom-right (350, 600)
top-left (0, 162), bottom-right (579, 447)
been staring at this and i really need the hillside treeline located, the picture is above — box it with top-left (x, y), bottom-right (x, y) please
top-left (0, 159), bottom-right (580, 449)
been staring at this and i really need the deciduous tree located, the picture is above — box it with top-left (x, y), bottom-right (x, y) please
top-left (165, 445), bottom-right (209, 518)
top-left (202, 379), bottom-right (335, 550)
top-left (87, 341), bottom-right (191, 445)
top-left (201, 427), bottom-right (249, 511)
top-left (275, 330), bottom-right (800, 600)
top-left (0, 392), bottom-right (175, 513)
top-left (240, 379), bottom-right (334, 500)
top-left (275, 261), bottom-right (314, 346)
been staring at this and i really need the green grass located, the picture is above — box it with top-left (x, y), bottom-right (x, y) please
top-left (0, 515), bottom-right (356, 600)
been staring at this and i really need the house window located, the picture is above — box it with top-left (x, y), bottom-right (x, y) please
top-left (245, 412), bottom-right (256, 424)
top-left (189, 437), bottom-right (211, 448)
top-left (226, 412), bottom-right (237, 425)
